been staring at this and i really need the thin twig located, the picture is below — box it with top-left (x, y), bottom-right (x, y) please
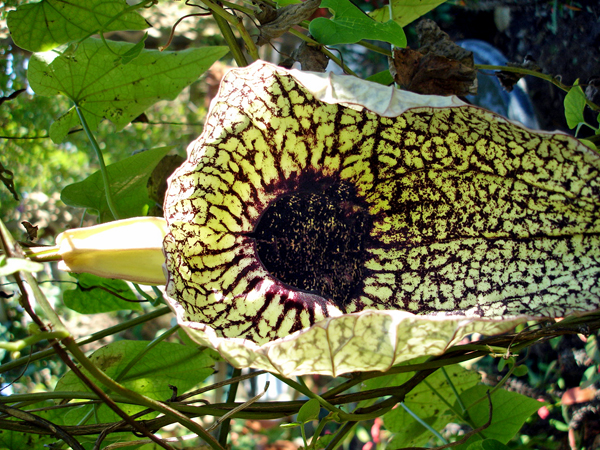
top-left (217, 367), bottom-right (242, 445)
top-left (211, 381), bottom-right (270, 432)
top-left (0, 403), bottom-right (85, 450)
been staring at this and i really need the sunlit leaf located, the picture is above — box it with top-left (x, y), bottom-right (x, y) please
top-left (383, 364), bottom-right (480, 448)
top-left (55, 340), bottom-right (215, 423)
top-left (297, 398), bottom-right (321, 423)
top-left (309, 0), bottom-right (406, 47)
top-left (7, 0), bottom-right (149, 52)
top-left (370, 0), bottom-right (447, 27)
top-left (455, 385), bottom-right (545, 448)
top-left (0, 255), bottom-right (43, 276)
top-left (61, 146), bottom-right (172, 221)
top-left (27, 39), bottom-right (228, 143)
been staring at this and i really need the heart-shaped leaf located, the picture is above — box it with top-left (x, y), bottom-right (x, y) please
top-left (309, 0), bottom-right (406, 47)
top-left (27, 39), bottom-right (228, 143)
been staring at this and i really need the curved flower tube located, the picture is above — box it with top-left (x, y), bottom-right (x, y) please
top-left (163, 61), bottom-right (600, 346)
top-left (55, 217), bottom-right (168, 285)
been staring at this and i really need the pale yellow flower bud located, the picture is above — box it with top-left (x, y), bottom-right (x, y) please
top-left (56, 217), bottom-right (167, 285)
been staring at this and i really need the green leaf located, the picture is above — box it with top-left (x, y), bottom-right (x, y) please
top-left (62, 273), bottom-right (143, 314)
top-left (496, 357), bottom-right (511, 372)
top-left (550, 419), bottom-right (570, 432)
top-left (309, 0), bottom-right (406, 47)
top-left (7, 0), bottom-right (149, 53)
top-left (55, 340), bottom-right (215, 423)
top-left (467, 439), bottom-right (510, 450)
top-left (581, 365), bottom-right (600, 388)
top-left (585, 335), bottom-right (600, 364)
top-left (0, 255), bottom-right (43, 276)
top-left (580, 138), bottom-right (597, 150)
top-left (61, 146), bottom-right (172, 221)
top-left (366, 69), bottom-right (394, 86)
top-left (384, 365), bottom-right (480, 449)
top-left (119, 32), bottom-right (148, 65)
top-left (297, 398), bottom-right (321, 423)
top-left (370, 0), bottom-right (447, 27)
top-left (512, 365), bottom-right (528, 377)
top-left (314, 434), bottom-right (335, 449)
top-left (27, 39), bottom-right (229, 143)
top-left (564, 80), bottom-right (587, 129)
top-left (454, 385), bottom-right (544, 448)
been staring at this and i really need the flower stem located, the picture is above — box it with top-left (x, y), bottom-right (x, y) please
top-left (475, 64), bottom-right (600, 112)
top-left (201, 0), bottom-right (259, 61)
top-left (74, 104), bottom-right (121, 220)
top-left (400, 402), bottom-right (449, 445)
top-left (213, 13), bottom-right (248, 67)
top-left (0, 331), bottom-right (70, 351)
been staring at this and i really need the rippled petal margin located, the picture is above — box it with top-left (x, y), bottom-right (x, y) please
top-left (171, 302), bottom-right (527, 376)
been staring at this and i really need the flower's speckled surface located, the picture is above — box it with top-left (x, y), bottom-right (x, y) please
top-left (163, 61), bottom-right (600, 346)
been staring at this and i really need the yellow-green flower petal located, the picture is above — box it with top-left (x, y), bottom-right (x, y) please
top-left (164, 61), bottom-right (600, 345)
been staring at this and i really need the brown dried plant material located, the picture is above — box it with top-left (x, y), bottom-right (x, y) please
top-left (390, 48), bottom-right (477, 96)
top-left (21, 221), bottom-right (38, 241)
top-left (256, 0), bottom-right (320, 47)
top-left (389, 19), bottom-right (477, 96)
top-left (291, 41), bottom-right (330, 72)
top-left (496, 55), bottom-right (542, 92)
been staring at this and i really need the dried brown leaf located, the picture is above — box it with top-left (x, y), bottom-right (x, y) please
top-left (256, 0), bottom-right (320, 46)
top-left (291, 41), bottom-right (329, 72)
top-left (496, 55), bottom-right (542, 92)
top-left (389, 19), bottom-right (476, 96)
top-left (390, 47), bottom-right (477, 96)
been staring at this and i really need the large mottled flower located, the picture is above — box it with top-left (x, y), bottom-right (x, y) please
top-left (163, 61), bottom-right (600, 346)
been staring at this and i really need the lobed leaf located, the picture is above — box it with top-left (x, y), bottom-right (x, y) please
top-left (7, 0), bottom-right (149, 52)
top-left (309, 0), bottom-right (406, 47)
top-left (27, 39), bottom-right (229, 143)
